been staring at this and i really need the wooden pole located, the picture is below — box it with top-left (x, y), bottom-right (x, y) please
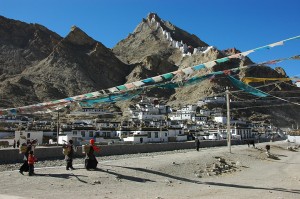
top-left (56, 111), bottom-right (59, 146)
top-left (226, 87), bottom-right (231, 153)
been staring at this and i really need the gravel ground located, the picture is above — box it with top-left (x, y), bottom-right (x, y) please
top-left (0, 141), bottom-right (299, 199)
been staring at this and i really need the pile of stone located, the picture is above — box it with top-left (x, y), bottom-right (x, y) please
top-left (195, 157), bottom-right (241, 178)
top-left (287, 145), bottom-right (299, 151)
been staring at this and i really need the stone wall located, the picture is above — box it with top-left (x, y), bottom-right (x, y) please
top-left (0, 140), bottom-right (241, 164)
top-left (287, 135), bottom-right (300, 144)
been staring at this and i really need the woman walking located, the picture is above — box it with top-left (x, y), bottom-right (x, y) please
top-left (85, 139), bottom-right (100, 170)
top-left (65, 140), bottom-right (75, 170)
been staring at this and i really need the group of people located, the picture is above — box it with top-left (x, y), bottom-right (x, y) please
top-left (19, 138), bottom-right (100, 176)
top-left (63, 138), bottom-right (100, 171)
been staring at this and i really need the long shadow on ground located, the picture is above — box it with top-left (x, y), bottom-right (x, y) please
top-left (95, 168), bottom-right (155, 183)
top-left (34, 173), bottom-right (88, 183)
top-left (104, 165), bottom-right (300, 194)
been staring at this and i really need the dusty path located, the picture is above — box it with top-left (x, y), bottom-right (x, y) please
top-left (0, 141), bottom-right (299, 199)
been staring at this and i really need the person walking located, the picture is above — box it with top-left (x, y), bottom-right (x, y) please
top-left (85, 139), bottom-right (99, 170)
top-left (27, 151), bottom-right (36, 176)
top-left (65, 140), bottom-right (75, 170)
top-left (195, 137), bottom-right (200, 151)
top-left (19, 141), bottom-right (32, 175)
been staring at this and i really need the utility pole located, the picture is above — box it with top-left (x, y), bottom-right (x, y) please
top-left (226, 87), bottom-right (231, 153)
top-left (56, 111), bottom-right (60, 146)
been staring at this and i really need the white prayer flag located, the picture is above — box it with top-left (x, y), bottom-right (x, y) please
top-left (132, 81), bottom-right (145, 87)
top-left (204, 61), bottom-right (216, 68)
top-left (269, 41), bottom-right (284, 47)
top-left (108, 87), bottom-right (119, 93)
top-left (152, 76), bottom-right (163, 82)
top-left (241, 50), bottom-right (255, 56)
top-left (182, 67), bottom-right (194, 75)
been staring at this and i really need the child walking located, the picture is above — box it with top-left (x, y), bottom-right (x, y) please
top-left (27, 151), bottom-right (36, 176)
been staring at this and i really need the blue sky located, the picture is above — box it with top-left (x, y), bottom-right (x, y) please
top-left (1, 0), bottom-right (300, 77)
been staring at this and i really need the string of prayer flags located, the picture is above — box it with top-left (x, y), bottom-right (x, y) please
top-left (242, 77), bottom-right (292, 84)
top-left (228, 76), bottom-right (269, 97)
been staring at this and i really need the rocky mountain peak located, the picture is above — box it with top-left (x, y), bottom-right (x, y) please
top-left (64, 25), bottom-right (95, 46)
top-left (113, 12), bottom-right (213, 67)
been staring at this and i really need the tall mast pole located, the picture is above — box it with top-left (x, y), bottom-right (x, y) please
top-left (226, 87), bottom-right (231, 153)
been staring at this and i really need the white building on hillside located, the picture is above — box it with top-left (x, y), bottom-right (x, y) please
top-left (213, 116), bottom-right (227, 124)
top-left (169, 104), bottom-right (197, 121)
top-left (128, 98), bottom-right (171, 122)
top-left (198, 96), bottom-right (226, 106)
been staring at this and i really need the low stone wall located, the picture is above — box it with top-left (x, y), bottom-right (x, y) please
top-left (287, 135), bottom-right (300, 144)
top-left (0, 140), bottom-right (241, 164)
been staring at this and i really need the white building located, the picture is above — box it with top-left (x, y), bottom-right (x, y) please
top-left (213, 116), bottom-right (227, 124)
top-left (169, 111), bottom-right (196, 121)
top-left (128, 98), bottom-right (171, 122)
top-left (199, 109), bottom-right (211, 116)
top-left (15, 131), bottom-right (43, 145)
top-left (59, 127), bottom-right (119, 145)
top-left (137, 112), bottom-right (165, 121)
top-left (95, 121), bottom-right (120, 129)
top-left (192, 115), bottom-right (208, 123)
top-left (198, 96), bottom-right (226, 106)
top-left (119, 127), bottom-right (186, 143)
top-left (69, 107), bottom-right (112, 116)
top-left (169, 104), bottom-right (198, 121)
top-left (231, 126), bottom-right (253, 140)
top-left (122, 128), bottom-right (168, 143)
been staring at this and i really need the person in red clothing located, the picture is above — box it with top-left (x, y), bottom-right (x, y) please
top-left (85, 139), bottom-right (100, 170)
top-left (19, 139), bottom-right (38, 175)
top-left (19, 141), bottom-right (32, 175)
top-left (27, 151), bottom-right (36, 176)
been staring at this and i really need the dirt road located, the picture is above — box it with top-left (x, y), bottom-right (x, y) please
top-left (0, 141), bottom-right (299, 199)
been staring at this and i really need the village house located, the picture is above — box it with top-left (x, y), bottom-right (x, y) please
top-left (169, 105), bottom-right (197, 121)
top-left (197, 96), bottom-right (226, 107)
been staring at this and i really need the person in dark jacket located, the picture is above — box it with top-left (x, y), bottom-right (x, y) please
top-left (195, 137), bottom-right (200, 151)
top-left (19, 141), bottom-right (32, 175)
top-left (65, 140), bottom-right (75, 170)
top-left (85, 139), bottom-right (99, 170)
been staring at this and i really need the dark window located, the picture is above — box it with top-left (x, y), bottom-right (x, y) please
top-left (89, 131), bottom-right (94, 137)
